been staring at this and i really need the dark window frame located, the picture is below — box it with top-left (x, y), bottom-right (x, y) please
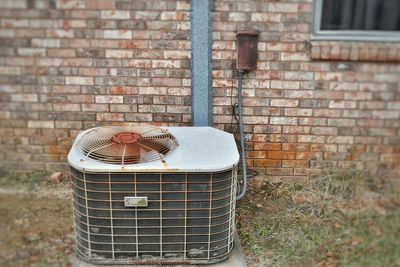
top-left (312, 0), bottom-right (400, 41)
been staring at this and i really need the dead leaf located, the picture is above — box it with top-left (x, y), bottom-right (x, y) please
top-left (350, 236), bottom-right (364, 246)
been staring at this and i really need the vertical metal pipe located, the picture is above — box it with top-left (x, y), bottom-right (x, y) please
top-left (191, 0), bottom-right (213, 126)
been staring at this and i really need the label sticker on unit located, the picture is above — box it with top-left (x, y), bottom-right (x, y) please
top-left (124, 196), bottom-right (148, 207)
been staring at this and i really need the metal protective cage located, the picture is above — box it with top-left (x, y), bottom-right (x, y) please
top-left (71, 167), bottom-right (238, 265)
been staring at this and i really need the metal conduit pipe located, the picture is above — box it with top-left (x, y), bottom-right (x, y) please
top-left (236, 70), bottom-right (247, 200)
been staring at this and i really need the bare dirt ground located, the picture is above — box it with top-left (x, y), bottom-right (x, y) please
top-left (0, 172), bottom-right (75, 266)
top-left (0, 170), bottom-right (399, 267)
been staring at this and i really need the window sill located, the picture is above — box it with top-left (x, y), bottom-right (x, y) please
top-left (310, 41), bottom-right (400, 62)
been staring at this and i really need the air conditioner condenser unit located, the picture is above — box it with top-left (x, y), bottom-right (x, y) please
top-left (67, 125), bottom-right (239, 265)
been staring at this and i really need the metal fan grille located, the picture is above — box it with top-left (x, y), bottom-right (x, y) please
top-left (71, 167), bottom-right (238, 265)
top-left (78, 126), bottom-right (178, 165)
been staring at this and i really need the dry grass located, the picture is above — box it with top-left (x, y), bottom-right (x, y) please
top-left (0, 169), bottom-right (399, 266)
top-left (237, 170), bottom-right (400, 267)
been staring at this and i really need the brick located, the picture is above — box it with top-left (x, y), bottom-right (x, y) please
top-left (254, 143), bottom-right (281, 151)
top-left (47, 49), bottom-right (76, 57)
top-left (96, 113), bottom-right (124, 121)
top-left (270, 81), bottom-right (299, 89)
top-left (297, 135), bottom-right (325, 143)
top-left (310, 144), bottom-right (337, 152)
top-left (0, 66), bottom-right (21, 75)
top-left (328, 119), bottom-right (356, 127)
top-left (27, 120), bottom-right (54, 128)
top-left (311, 127), bottom-right (338, 135)
top-left (66, 76), bottom-right (94, 85)
top-left (176, 1), bottom-right (190, 10)
top-left (251, 13), bottom-right (282, 22)
top-left (53, 103), bottom-right (80, 111)
top-left (329, 100), bottom-right (357, 109)
top-left (270, 117), bottom-right (298, 125)
top-left (105, 49), bottom-right (134, 58)
top-left (163, 50), bottom-right (190, 59)
top-left (326, 136), bottom-right (354, 144)
top-left (152, 60), bottom-right (181, 68)
top-left (343, 110), bottom-right (371, 118)
top-left (56, 0), bottom-right (85, 9)
top-left (387, 102), bottom-right (400, 110)
top-left (60, 19), bottom-right (87, 28)
top-left (281, 52), bottom-right (308, 61)
top-left (82, 104), bottom-right (109, 112)
top-left (298, 118), bottom-right (327, 126)
top-left (267, 3), bottom-right (298, 12)
top-left (344, 92), bottom-right (372, 101)
top-left (104, 30), bottom-right (132, 39)
top-left (46, 29), bottom-right (74, 38)
top-left (375, 74), bottom-right (400, 83)
top-left (228, 12), bottom-right (248, 21)
top-left (314, 109), bottom-right (342, 118)
top-left (126, 59), bottom-right (151, 68)
top-left (253, 159), bottom-right (281, 167)
top-left (86, 0), bottom-right (115, 9)
top-left (0, 0), bottom-right (27, 8)
top-left (55, 121), bottom-right (82, 129)
top-left (267, 42), bottom-right (296, 52)
top-left (17, 48), bottom-right (46, 57)
top-left (0, 29), bottom-right (15, 37)
top-left (11, 94), bottom-right (38, 102)
top-left (270, 99), bottom-right (298, 107)
top-left (297, 152), bottom-right (322, 160)
top-left (284, 108), bottom-right (313, 117)
top-left (160, 11), bottom-right (190, 20)
top-left (372, 110), bottom-right (399, 119)
top-left (267, 151), bottom-right (295, 160)
top-left (248, 151), bottom-right (267, 159)
top-left (79, 67), bottom-right (107, 76)
top-left (101, 10), bottom-right (130, 19)
top-left (31, 38), bottom-right (60, 48)
top-left (152, 78), bottom-right (181, 87)
top-left (282, 160), bottom-right (309, 168)
top-left (285, 90), bottom-right (314, 99)
top-left (67, 95), bottom-right (94, 103)
top-left (167, 105), bottom-right (190, 113)
top-left (282, 143), bottom-right (309, 151)
top-left (95, 95), bottom-right (124, 104)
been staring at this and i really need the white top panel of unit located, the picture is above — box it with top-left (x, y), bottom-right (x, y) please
top-left (68, 127), bottom-right (239, 172)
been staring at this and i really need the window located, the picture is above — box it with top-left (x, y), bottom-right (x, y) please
top-left (312, 0), bottom-right (400, 41)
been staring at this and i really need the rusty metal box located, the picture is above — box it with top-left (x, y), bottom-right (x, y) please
top-left (236, 30), bottom-right (259, 71)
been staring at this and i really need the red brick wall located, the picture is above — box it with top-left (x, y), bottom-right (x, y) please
top-left (0, 0), bottom-right (192, 171)
top-left (211, 0), bottom-right (400, 180)
top-left (0, 0), bottom-right (399, 180)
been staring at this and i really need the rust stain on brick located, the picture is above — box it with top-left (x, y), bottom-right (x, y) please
top-left (48, 145), bottom-right (68, 161)
top-left (110, 86), bottom-right (128, 95)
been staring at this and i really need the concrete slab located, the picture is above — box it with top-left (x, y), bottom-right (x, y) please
top-left (73, 232), bottom-right (247, 267)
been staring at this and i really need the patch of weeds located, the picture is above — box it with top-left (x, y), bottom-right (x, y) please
top-left (312, 169), bottom-right (367, 200)
top-left (0, 171), bottom-right (46, 189)
top-left (0, 170), bottom-right (70, 190)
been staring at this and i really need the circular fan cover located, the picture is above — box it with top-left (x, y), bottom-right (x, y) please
top-left (78, 125), bottom-right (178, 165)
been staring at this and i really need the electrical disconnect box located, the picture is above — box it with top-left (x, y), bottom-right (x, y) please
top-left (236, 30), bottom-right (259, 71)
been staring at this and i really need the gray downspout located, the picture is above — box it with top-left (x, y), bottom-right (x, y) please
top-left (191, 0), bottom-right (213, 126)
